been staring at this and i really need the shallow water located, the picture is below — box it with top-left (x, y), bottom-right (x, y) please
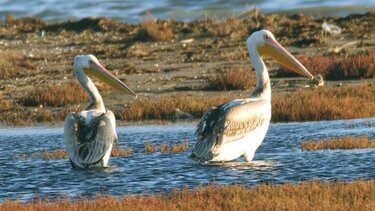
top-left (1, 0), bottom-right (375, 23)
top-left (1, 118), bottom-right (375, 202)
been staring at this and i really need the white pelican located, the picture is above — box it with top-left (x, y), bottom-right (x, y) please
top-left (64, 54), bottom-right (136, 168)
top-left (192, 30), bottom-right (313, 163)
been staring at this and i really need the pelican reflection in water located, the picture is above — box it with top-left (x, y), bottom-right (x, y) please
top-left (192, 30), bottom-right (314, 163)
top-left (64, 54), bottom-right (136, 168)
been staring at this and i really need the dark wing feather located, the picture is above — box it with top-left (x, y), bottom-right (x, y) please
top-left (64, 110), bottom-right (117, 168)
top-left (193, 99), bottom-right (271, 161)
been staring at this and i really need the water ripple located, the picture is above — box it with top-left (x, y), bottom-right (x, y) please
top-left (0, 118), bottom-right (375, 202)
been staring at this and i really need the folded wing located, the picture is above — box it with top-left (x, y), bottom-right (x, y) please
top-left (64, 110), bottom-right (117, 168)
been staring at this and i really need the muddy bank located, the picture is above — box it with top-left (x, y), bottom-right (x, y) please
top-left (0, 11), bottom-right (375, 125)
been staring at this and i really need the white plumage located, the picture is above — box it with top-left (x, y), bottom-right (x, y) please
top-left (192, 30), bottom-right (313, 163)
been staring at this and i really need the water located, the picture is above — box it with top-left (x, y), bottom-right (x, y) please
top-left (1, 0), bottom-right (375, 23)
top-left (1, 118), bottom-right (375, 202)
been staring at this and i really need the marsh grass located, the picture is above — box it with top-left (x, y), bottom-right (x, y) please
top-left (144, 142), bottom-right (157, 153)
top-left (136, 19), bottom-right (173, 42)
top-left (160, 140), bottom-right (189, 153)
top-left (37, 148), bottom-right (133, 160)
top-left (0, 50), bottom-right (35, 78)
top-left (207, 67), bottom-right (256, 90)
top-left (301, 136), bottom-right (375, 151)
top-left (119, 84), bottom-right (375, 122)
top-left (2, 180), bottom-right (374, 210)
top-left (119, 95), bottom-right (231, 121)
top-left (111, 147), bottom-right (133, 157)
top-left (0, 97), bottom-right (13, 112)
top-left (272, 84), bottom-right (375, 122)
top-left (276, 50), bottom-right (375, 80)
top-left (21, 82), bottom-right (87, 107)
top-left (41, 149), bottom-right (67, 160)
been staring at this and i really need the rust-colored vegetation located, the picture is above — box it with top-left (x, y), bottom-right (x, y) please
top-left (119, 95), bottom-right (231, 121)
top-left (111, 147), bottom-right (133, 157)
top-left (0, 50), bottom-right (35, 78)
top-left (2, 180), bottom-right (375, 210)
top-left (206, 17), bottom-right (248, 38)
top-left (0, 96), bottom-right (13, 112)
top-left (144, 142), bottom-right (157, 153)
top-left (160, 140), bottom-right (189, 153)
top-left (137, 19), bottom-right (173, 42)
top-left (36, 147), bottom-right (133, 160)
top-left (41, 149), bottom-right (67, 160)
top-left (272, 84), bottom-right (375, 122)
top-left (276, 50), bottom-right (375, 80)
top-left (207, 68), bottom-right (256, 90)
top-left (301, 136), bottom-right (375, 151)
top-left (21, 82), bottom-right (87, 107)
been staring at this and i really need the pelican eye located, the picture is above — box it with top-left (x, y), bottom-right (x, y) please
top-left (89, 60), bottom-right (93, 64)
top-left (264, 35), bottom-right (270, 40)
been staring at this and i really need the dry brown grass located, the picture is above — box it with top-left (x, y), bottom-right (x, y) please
top-left (37, 148), bottom-right (133, 160)
top-left (2, 180), bottom-right (375, 210)
top-left (21, 82), bottom-right (87, 107)
top-left (136, 19), bottom-right (173, 42)
top-left (207, 67), bottom-right (256, 90)
top-left (119, 95), bottom-right (231, 121)
top-left (0, 50), bottom-right (35, 78)
top-left (144, 142), bottom-right (157, 153)
top-left (0, 97), bottom-right (13, 113)
top-left (301, 136), bottom-right (375, 151)
top-left (276, 50), bottom-right (375, 80)
top-left (206, 17), bottom-right (247, 38)
top-left (41, 149), bottom-right (67, 160)
top-left (272, 84), bottom-right (375, 122)
top-left (160, 140), bottom-right (189, 153)
top-left (111, 147), bottom-right (133, 157)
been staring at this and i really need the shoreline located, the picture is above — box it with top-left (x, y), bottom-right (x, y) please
top-left (1, 11), bottom-right (375, 126)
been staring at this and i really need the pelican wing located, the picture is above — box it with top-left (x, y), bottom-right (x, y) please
top-left (64, 110), bottom-right (117, 168)
top-left (193, 99), bottom-right (271, 161)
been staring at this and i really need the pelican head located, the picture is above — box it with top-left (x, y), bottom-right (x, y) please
top-left (247, 30), bottom-right (313, 79)
top-left (74, 54), bottom-right (136, 97)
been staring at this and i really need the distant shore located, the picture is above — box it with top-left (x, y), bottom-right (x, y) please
top-left (1, 11), bottom-right (375, 126)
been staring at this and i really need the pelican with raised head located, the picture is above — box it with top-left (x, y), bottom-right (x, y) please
top-left (64, 54), bottom-right (136, 168)
top-left (192, 30), bottom-right (313, 163)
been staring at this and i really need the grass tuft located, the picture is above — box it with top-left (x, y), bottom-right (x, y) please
top-left (144, 142), bottom-right (157, 153)
top-left (160, 140), bottom-right (189, 153)
top-left (21, 82), bottom-right (87, 107)
top-left (301, 136), bottom-right (375, 151)
top-left (136, 19), bottom-right (173, 42)
top-left (276, 50), bottom-right (375, 80)
top-left (207, 68), bottom-right (256, 90)
top-left (0, 51), bottom-right (35, 78)
top-left (111, 147), bottom-right (133, 157)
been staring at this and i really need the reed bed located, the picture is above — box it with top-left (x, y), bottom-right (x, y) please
top-left (207, 68), bottom-right (256, 90)
top-left (301, 136), bottom-right (375, 151)
top-left (2, 180), bottom-right (374, 210)
top-left (21, 82), bottom-right (87, 107)
top-left (276, 50), bottom-right (375, 80)
top-left (272, 84), bottom-right (375, 122)
top-left (119, 95), bottom-right (231, 121)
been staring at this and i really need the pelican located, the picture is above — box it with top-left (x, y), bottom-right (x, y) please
top-left (64, 54), bottom-right (136, 168)
top-left (192, 30), bottom-right (313, 163)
